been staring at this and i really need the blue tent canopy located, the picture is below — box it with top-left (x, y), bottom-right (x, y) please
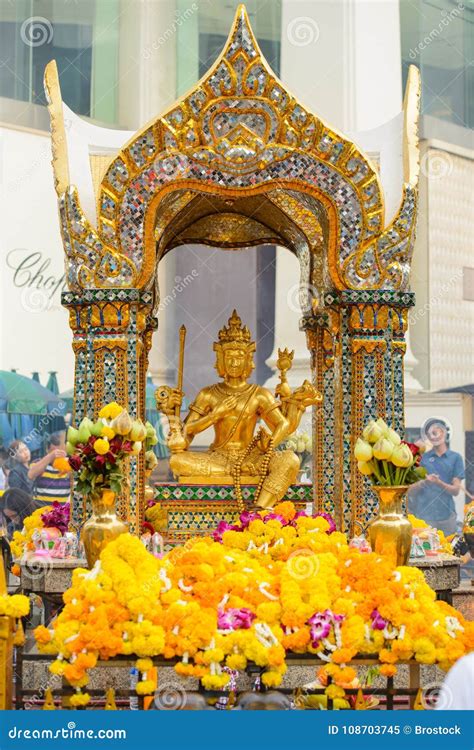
top-left (0, 371), bottom-right (66, 450)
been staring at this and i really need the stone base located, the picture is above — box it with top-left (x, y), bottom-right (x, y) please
top-left (410, 554), bottom-right (461, 604)
top-left (452, 581), bottom-right (474, 621)
top-left (18, 555), bottom-right (87, 594)
top-left (154, 483), bottom-right (314, 548)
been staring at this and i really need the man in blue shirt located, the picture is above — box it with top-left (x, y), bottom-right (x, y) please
top-left (408, 419), bottom-right (465, 535)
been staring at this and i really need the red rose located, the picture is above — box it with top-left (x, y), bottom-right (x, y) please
top-left (109, 436), bottom-right (122, 455)
top-left (402, 441), bottom-right (422, 466)
top-left (402, 441), bottom-right (419, 456)
top-left (142, 521), bottom-right (155, 535)
top-left (105, 451), bottom-right (116, 465)
top-left (69, 454), bottom-right (82, 471)
top-left (122, 440), bottom-right (133, 453)
top-left (94, 455), bottom-right (107, 468)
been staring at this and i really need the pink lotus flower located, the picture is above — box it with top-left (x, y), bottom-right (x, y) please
top-left (217, 607), bottom-right (255, 630)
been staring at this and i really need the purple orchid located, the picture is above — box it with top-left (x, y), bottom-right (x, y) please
top-left (41, 502), bottom-right (70, 535)
top-left (370, 608), bottom-right (387, 630)
top-left (212, 520), bottom-right (239, 543)
top-left (308, 613), bottom-right (332, 646)
top-left (264, 513), bottom-right (287, 525)
top-left (307, 609), bottom-right (345, 647)
top-left (314, 512), bottom-right (336, 534)
top-left (238, 510), bottom-right (261, 529)
top-left (218, 607), bottom-right (256, 631)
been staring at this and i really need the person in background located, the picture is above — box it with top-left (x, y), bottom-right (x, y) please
top-left (408, 419), bottom-right (465, 536)
top-left (1, 488), bottom-right (37, 538)
top-left (0, 448), bottom-right (8, 491)
top-left (28, 432), bottom-right (70, 507)
top-left (7, 441), bottom-right (34, 495)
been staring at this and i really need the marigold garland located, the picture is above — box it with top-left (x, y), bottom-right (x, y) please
top-left (0, 594), bottom-right (30, 619)
top-left (34, 502), bottom-right (474, 694)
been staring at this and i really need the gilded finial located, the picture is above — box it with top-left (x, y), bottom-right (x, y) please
top-left (355, 688), bottom-right (367, 710)
top-left (43, 688), bottom-right (55, 710)
top-left (276, 348), bottom-right (294, 377)
top-left (105, 687), bottom-right (117, 710)
top-left (413, 688), bottom-right (425, 710)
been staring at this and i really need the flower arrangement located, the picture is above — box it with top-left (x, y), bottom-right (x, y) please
top-left (66, 402), bottom-right (155, 498)
top-left (408, 514), bottom-right (453, 555)
top-left (41, 503), bottom-right (70, 536)
top-left (34, 501), bottom-right (473, 706)
top-left (463, 501), bottom-right (474, 536)
top-left (145, 499), bottom-right (168, 533)
top-left (144, 422), bottom-right (159, 473)
top-left (355, 419), bottom-right (427, 486)
top-left (10, 506), bottom-right (52, 558)
top-left (10, 503), bottom-right (72, 560)
top-left (281, 431), bottom-right (312, 479)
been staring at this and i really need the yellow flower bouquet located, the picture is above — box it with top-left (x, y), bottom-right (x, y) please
top-left (66, 402), bottom-right (154, 498)
top-left (355, 419), bottom-right (427, 486)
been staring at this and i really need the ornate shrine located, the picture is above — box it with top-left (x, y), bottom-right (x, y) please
top-left (44, 5), bottom-right (420, 535)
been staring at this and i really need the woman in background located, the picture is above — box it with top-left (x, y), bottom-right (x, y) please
top-left (1, 488), bottom-right (37, 538)
top-left (6, 441), bottom-right (34, 496)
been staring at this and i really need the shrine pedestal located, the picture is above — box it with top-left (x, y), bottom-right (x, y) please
top-left (17, 555), bottom-right (87, 623)
top-left (154, 483), bottom-right (313, 548)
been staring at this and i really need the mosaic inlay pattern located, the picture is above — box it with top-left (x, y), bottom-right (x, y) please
top-left (48, 8), bottom-right (418, 295)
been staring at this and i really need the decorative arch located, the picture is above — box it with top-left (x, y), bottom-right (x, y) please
top-left (46, 5), bottom-right (420, 535)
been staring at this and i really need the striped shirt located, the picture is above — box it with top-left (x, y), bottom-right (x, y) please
top-left (33, 463), bottom-right (71, 504)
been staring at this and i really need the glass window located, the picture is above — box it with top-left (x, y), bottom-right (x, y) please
top-left (400, 0), bottom-right (474, 130)
top-left (0, 1), bottom-right (282, 127)
top-left (0, 0), bottom-right (117, 124)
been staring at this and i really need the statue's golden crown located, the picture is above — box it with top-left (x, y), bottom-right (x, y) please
top-left (214, 310), bottom-right (255, 350)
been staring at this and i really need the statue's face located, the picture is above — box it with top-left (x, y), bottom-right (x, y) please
top-left (223, 348), bottom-right (248, 378)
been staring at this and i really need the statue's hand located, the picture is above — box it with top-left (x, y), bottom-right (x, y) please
top-left (167, 426), bottom-right (187, 453)
top-left (275, 382), bottom-right (291, 400)
top-left (155, 386), bottom-right (183, 415)
top-left (257, 430), bottom-right (273, 453)
top-left (211, 395), bottom-right (238, 421)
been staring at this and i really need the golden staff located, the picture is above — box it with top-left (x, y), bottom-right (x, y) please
top-left (176, 325), bottom-right (187, 419)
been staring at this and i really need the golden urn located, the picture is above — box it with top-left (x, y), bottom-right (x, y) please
top-left (368, 486), bottom-right (413, 566)
top-left (81, 489), bottom-right (128, 568)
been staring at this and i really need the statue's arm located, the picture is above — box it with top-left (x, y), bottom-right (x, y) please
top-left (183, 391), bottom-right (215, 439)
top-left (280, 381), bottom-right (322, 434)
top-left (258, 392), bottom-right (290, 448)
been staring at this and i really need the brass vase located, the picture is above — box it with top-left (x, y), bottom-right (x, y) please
top-left (368, 486), bottom-right (413, 566)
top-left (81, 489), bottom-right (128, 568)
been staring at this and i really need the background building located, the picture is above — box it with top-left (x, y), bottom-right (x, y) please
top-left (0, 0), bottom-right (472, 507)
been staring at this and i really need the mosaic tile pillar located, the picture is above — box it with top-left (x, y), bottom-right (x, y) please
top-left (62, 289), bottom-right (155, 533)
top-left (303, 290), bottom-right (415, 535)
